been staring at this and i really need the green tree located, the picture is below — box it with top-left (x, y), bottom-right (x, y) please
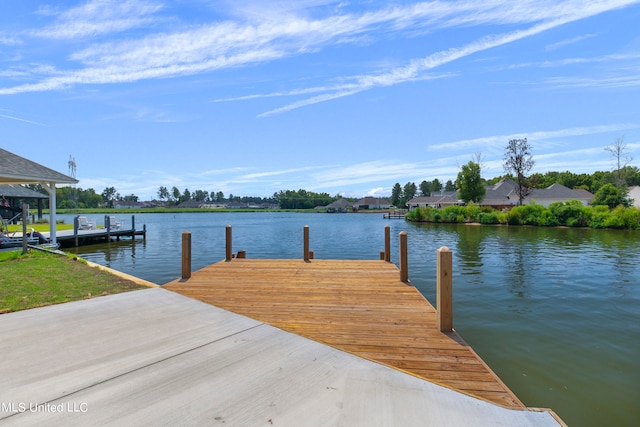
top-left (216, 191), bottom-right (225, 202)
top-left (80, 188), bottom-right (102, 208)
top-left (402, 182), bottom-right (417, 206)
top-left (101, 186), bottom-right (118, 208)
top-left (456, 161), bottom-right (486, 204)
top-left (182, 188), bottom-right (191, 203)
top-left (432, 178), bottom-right (443, 193)
top-left (503, 138), bottom-right (535, 205)
top-left (157, 186), bottom-right (169, 201)
top-left (591, 183), bottom-right (631, 208)
top-left (193, 190), bottom-right (208, 201)
top-left (391, 183), bottom-right (402, 207)
top-left (419, 180), bottom-right (431, 196)
top-left (445, 180), bottom-right (455, 192)
top-left (171, 187), bottom-right (181, 204)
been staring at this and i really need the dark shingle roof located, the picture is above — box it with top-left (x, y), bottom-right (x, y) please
top-left (0, 184), bottom-right (48, 199)
top-left (326, 198), bottom-right (354, 209)
top-left (527, 183), bottom-right (592, 201)
top-left (0, 148), bottom-right (78, 184)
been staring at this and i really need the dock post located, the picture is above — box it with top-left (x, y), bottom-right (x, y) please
top-left (380, 251), bottom-right (385, 260)
top-left (131, 215), bottom-right (135, 232)
top-left (384, 225), bottom-right (391, 262)
top-left (21, 204), bottom-right (28, 254)
top-left (303, 225), bottom-right (310, 261)
top-left (225, 225), bottom-right (232, 262)
top-left (73, 215), bottom-right (79, 247)
top-left (181, 231), bottom-right (191, 280)
top-left (143, 224), bottom-right (146, 241)
top-left (399, 231), bottom-right (408, 282)
top-left (437, 246), bottom-right (453, 332)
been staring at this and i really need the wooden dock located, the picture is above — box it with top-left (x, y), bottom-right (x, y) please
top-left (50, 215), bottom-right (146, 247)
top-left (383, 209), bottom-right (407, 219)
top-left (165, 257), bottom-right (524, 409)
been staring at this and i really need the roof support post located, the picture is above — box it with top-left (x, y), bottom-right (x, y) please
top-left (42, 182), bottom-right (57, 245)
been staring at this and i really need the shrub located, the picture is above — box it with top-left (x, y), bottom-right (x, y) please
top-left (537, 210), bottom-right (559, 227)
top-left (549, 200), bottom-right (589, 227)
top-left (506, 207), bottom-right (523, 225)
top-left (587, 206), bottom-right (611, 229)
top-left (478, 211), bottom-right (500, 224)
top-left (440, 205), bottom-right (466, 223)
top-left (605, 206), bottom-right (640, 229)
top-left (464, 202), bottom-right (482, 222)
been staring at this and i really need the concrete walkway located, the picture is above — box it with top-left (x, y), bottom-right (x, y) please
top-left (0, 288), bottom-right (561, 426)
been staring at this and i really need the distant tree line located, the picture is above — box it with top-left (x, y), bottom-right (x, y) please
top-left (21, 138), bottom-right (637, 211)
top-left (272, 190), bottom-right (337, 209)
top-left (155, 186), bottom-right (276, 206)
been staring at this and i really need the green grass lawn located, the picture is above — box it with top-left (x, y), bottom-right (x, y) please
top-left (0, 250), bottom-right (148, 313)
top-left (4, 223), bottom-right (75, 233)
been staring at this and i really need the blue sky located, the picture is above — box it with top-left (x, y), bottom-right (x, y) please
top-left (1, 0), bottom-right (640, 200)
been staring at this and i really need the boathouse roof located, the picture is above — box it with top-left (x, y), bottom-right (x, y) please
top-left (0, 184), bottom-right (48, 199)
top-left (0, 148), bottom-right (78, 185)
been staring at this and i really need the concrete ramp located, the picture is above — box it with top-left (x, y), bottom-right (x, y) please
top-left (0, 288), bottom-right (560, 426)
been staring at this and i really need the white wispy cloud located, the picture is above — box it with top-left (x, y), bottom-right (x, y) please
top-left (430, 124), bottom-right (640, 151)
top-left (257, 1), bottom-right (639, 115)
top-left (506, 52), bottom-right (640, 70)
top-left (237, 166), bottom-right (324, 181)
top-left (31, 0), bottom-right (163, 39)
top-left (545, 33), bottom-right (598, 51)
top-left (307, 159), bottom-right (460, 191)
top-left (2, 0), bottom-right (637, 98)
top-left (545, 69), bottom-right (640, 89)
top-left (0, 113), bottom-right (47, 126)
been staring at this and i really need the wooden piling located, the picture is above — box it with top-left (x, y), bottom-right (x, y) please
top-left (399, 231), bottom-right (408, 282)
top-left (21, 204), bottom-right (28, 254)
top-left (437, 246), bottom-right (453, 332)
top-left (225, 225), bottom-right (232, 262)
top-left (384, 225), bottom-right (391, 262)
top-left (303, 225), bottom-right (310, 261)
top-left (237, 250), bottom-right (246, 259)
top-left (182, 231), bottom-right (191, 280)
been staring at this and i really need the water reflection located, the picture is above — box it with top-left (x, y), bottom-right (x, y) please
top-left (453, 225), bottom-right (486, 280)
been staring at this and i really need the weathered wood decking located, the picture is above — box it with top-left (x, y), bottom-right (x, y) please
top-left (164, 258), bottom-right (524, 409)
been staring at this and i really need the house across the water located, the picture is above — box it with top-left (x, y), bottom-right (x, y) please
top-left (406, 178), bottom-right (594, 210)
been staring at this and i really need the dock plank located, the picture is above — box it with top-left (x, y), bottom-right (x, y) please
top-left (164, 258), bottom-right (524, 409)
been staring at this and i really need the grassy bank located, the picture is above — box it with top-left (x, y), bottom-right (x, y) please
top-left (0, 250), bottom-right (148, 313)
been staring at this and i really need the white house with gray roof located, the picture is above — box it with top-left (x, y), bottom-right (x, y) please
top-left (628, 186), bottom-right (640, 208)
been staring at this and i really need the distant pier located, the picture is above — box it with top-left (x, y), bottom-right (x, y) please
top-left (50, 215), bottom-right (146, 247)
top-left (383, 209), bottom-right (407, 219)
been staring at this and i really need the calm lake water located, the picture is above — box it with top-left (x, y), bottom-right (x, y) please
top-left (63, 212), bottom-right (640, 427)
